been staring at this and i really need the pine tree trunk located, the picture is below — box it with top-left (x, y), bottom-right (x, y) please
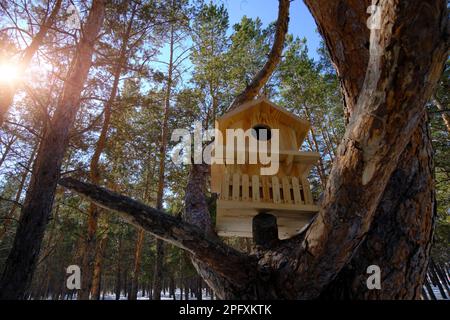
top-left (152, 240), bottom-right (164, 300)
top-left (129, 229), bottom-right (145, 300)
top-left (90, 233), bottom-right (108, 299)
top-left (0, 0), bottom-right (105, 300)
top-left (303, 0), bottom-right (445, 299)
top-left (170, 275), bottom-right (176, 300)
top-left (0, 135), bottom-right (17, 169)
top-left (305, 133), bottom-right (327, 187)
top-left (114, 236), bottom-right (122, 300)
top-left (196, 276), bottom-right (203, 301)
top-left (303, 104), bottom-right (328, 186)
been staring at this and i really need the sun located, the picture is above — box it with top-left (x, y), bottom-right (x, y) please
top-left (0, 62), bottom-right (21, 85)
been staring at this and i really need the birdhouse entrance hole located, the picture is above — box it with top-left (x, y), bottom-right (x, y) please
top-left (251, 124), bottom-right (272, 141)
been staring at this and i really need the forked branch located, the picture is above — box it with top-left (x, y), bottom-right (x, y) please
top-left (58, 177), bottom-right (256, 284)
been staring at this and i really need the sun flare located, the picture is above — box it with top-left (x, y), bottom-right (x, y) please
top-left (0, 62), bottom-right (21, 84)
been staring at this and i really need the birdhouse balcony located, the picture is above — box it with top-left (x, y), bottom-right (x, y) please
top-left (215, 166), bottom-right (319, 239)
top-left (213, 149), bottom-right (320, 239)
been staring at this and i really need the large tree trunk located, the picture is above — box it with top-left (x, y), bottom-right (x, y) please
top-left (320, 115), bottom-right (435, 299)
top-left (152, 240), bottom-right (164, 300)
top-left (129, 229), bottom-right (145, 300)
top-left (58, 0), bottom-right (448, 300)
top-left (90, 229), bottom-right (109, 300)
top-left (303, 0), bottom-right (445, 299)
top-left (130, 153), bottom-right (156, 300)
top-left (0, 0), bottom-right (106, 300)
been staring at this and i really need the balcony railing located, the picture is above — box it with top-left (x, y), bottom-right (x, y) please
top-left (219, 173), bottom-right (314, 206)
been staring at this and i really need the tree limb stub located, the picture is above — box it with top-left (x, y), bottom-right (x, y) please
top-left (58, 177), bottom-right (256, 284)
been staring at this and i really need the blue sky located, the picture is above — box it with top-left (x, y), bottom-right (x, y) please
top-left (154, 1), bottom-right (322, 78)
top-left (220, 0), bottom-right (321, 59)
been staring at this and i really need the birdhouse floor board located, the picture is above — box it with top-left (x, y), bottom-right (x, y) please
top-left (216, 206), bottom-right (316, 239)
top-left (216, 215), bottom-right (313, 240)
top-left (217, 199), bottom-right (318, 213)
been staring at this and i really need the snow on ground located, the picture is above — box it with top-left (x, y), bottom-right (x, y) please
top-left (61, 286), bottom-right (449, 300)
top-left (430, 285), bottom-right (449, 300)
top-left (100, 288), bottom-right (212, 300)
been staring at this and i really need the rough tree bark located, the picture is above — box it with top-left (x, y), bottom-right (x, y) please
top-left (303, 0), bottom-right (444, 299)
top-left (320, 115), bottom-right (436, 299)
top-left (0, 0), bottom-right (62, 126)
top-left (58, 0), bottom-right (448, 299)
top-left (0, 0), bottom-right (106, 300)
top-left (58, 177), bottom-right (255, 282)
top-left (90, 231), bottom-right (108, 300)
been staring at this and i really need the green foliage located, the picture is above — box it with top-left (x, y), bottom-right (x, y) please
top-left (429, 59), bottom-right (450, 263)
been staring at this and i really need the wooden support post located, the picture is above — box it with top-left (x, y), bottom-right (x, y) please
top-left (252, 213), bottom-right (278, 247)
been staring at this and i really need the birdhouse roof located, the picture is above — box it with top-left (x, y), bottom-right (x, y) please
top-left (217, 97), bottom-right (311, 145)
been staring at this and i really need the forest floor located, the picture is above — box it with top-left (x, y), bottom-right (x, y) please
top-left (55, 287), bottom-right (448, 300)
top-left (429, 285), bottom-right (449, 300)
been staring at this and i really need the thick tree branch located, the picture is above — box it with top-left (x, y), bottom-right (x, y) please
top-left (320, 114), bottom-right (435, 299)
top-left (282, 0), bottom-right (449, 298)
top-left (228, 0), bottom-right (290, 110)
top-left (58, 177), bottom-right (256, 284)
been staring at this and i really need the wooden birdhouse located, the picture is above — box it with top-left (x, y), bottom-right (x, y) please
top-left (211, 98), bottom-right (320, 240)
